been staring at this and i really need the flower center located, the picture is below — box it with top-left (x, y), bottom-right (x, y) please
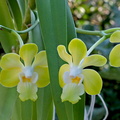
top-left (22, 76), bottom-right (32, 82)
top-left (19, 66), bottom-right (38, 83)
top-left (71, 76), bottom-right (81, 84)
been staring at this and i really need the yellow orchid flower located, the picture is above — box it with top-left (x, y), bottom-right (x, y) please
top-left (109, 44), bottom-right (120, 67)
top-left (0, 43), bottom-right (50, 101)
top-left (109, 31), bottom-right (120, 67)
top-left (57, 38), bottom-right (107, 104)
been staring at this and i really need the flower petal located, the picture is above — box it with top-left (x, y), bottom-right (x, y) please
top-left (34, 66), bottom-right (50, 87)
top-left (81, 54), bottom-right (107, 68)
top-left (110, 31), bottom-right (120, 43)
top-left (32, 51), bottom-right (48, 67)
top-left (59, 64), bottom-right (70, 87)
top-left (61, 83), bottom-right (84, 104)
top-left (0, 53), bottom-right (23, 69)
top-left (17, 82), bottom-right (38, 101)
top-left (19, 43), bottom-right (38, 66)
top-left (109, 44), bottom-right (120, 67)
top-left (0, 68), bottom-right (22, 87)
top-left (68, 38), bottom-right (87, 65)
top-left (82, 69), bottom-right (102, 95)
top-left (57, 45), bottom-right (72, 64)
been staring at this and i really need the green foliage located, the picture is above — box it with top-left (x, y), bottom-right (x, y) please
top-left (0, 0), bottom-right (120, 120)
top-left (0, 0), bottom-right (18, 53)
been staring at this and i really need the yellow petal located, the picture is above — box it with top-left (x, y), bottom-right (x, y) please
top-left (109, 44), bottom-right (120, 67)
top-left (32, 51), bottom-right (48, 67)
top-left (61, 83), bottom-right (84, 104)
top-left (0, 68), bottom-right (22, 87)
top-left (17, 82), bottom-right (38, 101)
top-left (0, 53), bottom-right (24, 69)
top-left (59, 64), bottom-right (70, 87)
top-left (34, 66), bottom-right (50, 87)
top-left (19, 43), bottom-right (38, 66)
top-left (110, 31), bottom-right (120, 43)
top-left (82, 69), bottom-right (102, 95)
top-left (57, 45), bottom-right (72, 64)
top-left (81, 54), bottom-right (107, 68)
top-left (68, 38), bottom-right (87, 65)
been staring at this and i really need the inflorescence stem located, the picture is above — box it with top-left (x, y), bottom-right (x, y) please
top-left (76, 27), bottom-right (120, 36)
top-left (87, 34), bottom-right (110, 56)
top-left (76, 28), bottom-right (104, 36)
top-left (0, 18), bottom-right (39, 47)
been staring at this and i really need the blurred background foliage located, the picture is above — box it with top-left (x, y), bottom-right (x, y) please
top-left (69, 0), bottom-right (120, 120)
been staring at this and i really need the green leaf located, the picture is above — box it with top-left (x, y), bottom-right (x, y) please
top-left (29, 10), bottom-right (53, 120)
top-left (10, 98), bottom-right (33, 120)
top-left (7, 0), bottom-right (23, 30)
top-left (16, 0), bottom-right (25, 18)
top-left (28, 0), bottom-right (36, 10)
top-left (67, 5), bottom-right (77, 43)
top-left (0, 85), bottom-right (18, 120)
top-left (11, 98), bottom-right (22, 120)
top-left (21, 100), bottom-right (33, 120)
top-left (36, 85), bottom-right (53, 120)
top-left (67, 4), bottom-right (85, 120)
top-left (0, 0), bottom-right (18, 53)
top-left (36, 0), bottom-right (74, 120)
top-left (73, 94), bottom-right (85, 120)
top-left (29, 11), bottom-right (44, 51)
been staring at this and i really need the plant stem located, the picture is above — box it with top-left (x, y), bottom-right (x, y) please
top-left (104, 27), bottom-right (120, 33)
top-left (0, 25), bottom-right (11, 32)
top-left (17, 19), bottom-right (39, 34)
top-left (0, 18), bottom-right (39, 47)
top-left (76, 27), bottom-right (120, 37)
top-left (76, 28), bottom-right (104, 36)
top-left (11, 30), bottom-right (24, 47)
top-left (87, 34), bottom-right (110, 56)
top-left (0, 25), bottom-right (24, 47)
top-left (0, 19), bottom-right (39, 34)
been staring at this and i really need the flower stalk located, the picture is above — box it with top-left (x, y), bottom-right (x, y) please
top-left (87, 34), bottom-right (110, 56)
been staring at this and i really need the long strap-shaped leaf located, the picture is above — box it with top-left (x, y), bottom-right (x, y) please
top-left (29, 10), bottom-right (53, 120)
top-left (7, 0), bottom-right (23, 30)
top-left (36, 85), bottom-right (53, 120)
top-left (0, 85), bottom-right (18, 120)
top-left (0, 1), bottom-right (20, 120)
top-left (67, 5), bottom-right (85, 120)
top-left (36, 0), bottom-right (74, 120)
top-left (0, 0), bottom-right (18, 53)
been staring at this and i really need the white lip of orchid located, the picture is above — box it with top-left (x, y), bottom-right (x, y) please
top-left (22, 66), bottom-right (34, 78)
top-left (69, 65), bottom-right (82, 77)
top-left (19, 66), bottom-right (38, 83)
top-left (63, 65), bottom-right (84, 85)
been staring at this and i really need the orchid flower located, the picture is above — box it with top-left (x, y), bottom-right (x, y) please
top-left (0, 43), bottom-right (50, 101)
top-left (109, 30), bottom-right (120, 67)
top-left (57, 38), bottom-right (107, 104)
